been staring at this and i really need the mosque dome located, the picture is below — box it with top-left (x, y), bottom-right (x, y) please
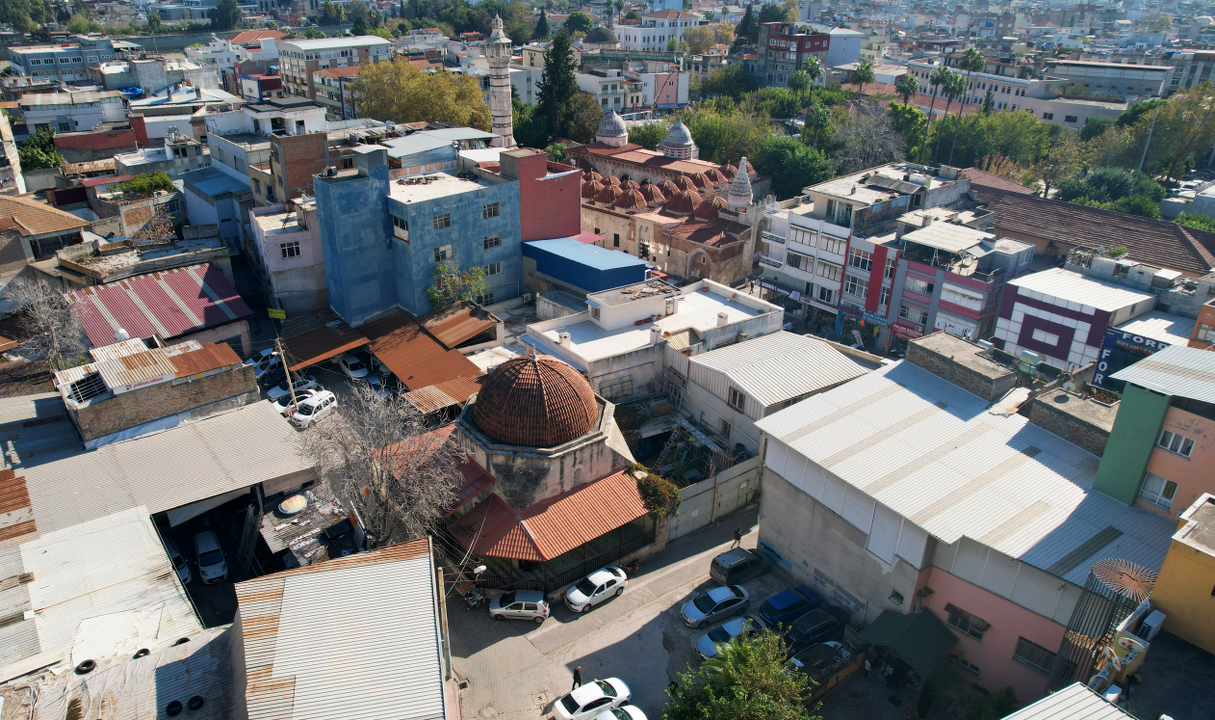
top-left (473, 355), bottom-right (599, 447)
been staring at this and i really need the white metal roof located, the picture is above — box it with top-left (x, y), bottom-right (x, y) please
top-left (279, 36), bottom-right (392, 50)
top-left (998, 683), bottom-right (1133, 720)
top-left (1008, 268), bottom-right (1155, 312)
top-left (755, 361), bottom-right (1175, 586)
top-left (1114, 311), bottom-right (1195, 346)
top-left (901, 222), bottom-right (993, 254)
top-left (0, 506), bottom-right (201, 679)
top-left (1110, 343), bottom-right (1215, 403)
top-left (16, 401), bottom-right (317, 535)
top-left (688, 331), bottom-right (869, 407)
top-left (235, 539), bottom-right (445, 720)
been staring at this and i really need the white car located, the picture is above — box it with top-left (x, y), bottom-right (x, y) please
top-left (193, 530), bottom-right (228, 584)
top-left (266, 373), bottom-right (318, 401)
top-left (290, 390), bottom-right (337, 429)
top-left (165, 538), bottom-right (192, 585)
top-left (338, 354), bottom-right (369, 379)
top-left (273, 388), bottom-right (318, 416)
top-left (590, 707), bottom-right (646, 720)
top-left (253, 353), bottom-right (281, 378)
top-left (554, 678), bottom-right (631, 720)
top-left (565, 566), bottom-right (628, 613)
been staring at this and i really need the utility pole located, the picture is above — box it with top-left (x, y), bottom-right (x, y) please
top-left (276, 337), bottom-right (298, 413)
top-left (1138, 101), bottom-right (1162, 174)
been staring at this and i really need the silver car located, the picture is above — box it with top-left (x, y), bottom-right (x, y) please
top-left (694, 613), bottom-right (767, 660)
top-left (680, 584), bottom-right (750, 628)
top-left (489, 590), bottom-right (550, 624)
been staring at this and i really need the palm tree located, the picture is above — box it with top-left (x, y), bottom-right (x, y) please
top-left (933, 70), bottom-right (964, 162)
top-left (896, 73), bottom-right (919, 106)
top-left (802, 56), bottom-right (824, 86)
top-left (949, 47), bottom-right (987, 164)
top-left (805, 103), bottom-right (830, 148)
top-left (787, 69), bottom-right (810, 97)
top-left (850, 60), bottom-right (876, 97)
top-left (928, 65), bottom-right (950, 121)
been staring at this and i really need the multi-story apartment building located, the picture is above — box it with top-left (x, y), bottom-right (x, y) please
top-left (0, 113), bottom-right (24, 196)
top-left (276, 36), bottom-right (392, 101)
top-left (249, 200), bottom-right (327, 313)
top-left (756, 22), bottom-right (830, 87)
top-left (184, 34), bottom-right (240, 71)
top-left (1046, 60), bottom-right (1174, 99)
top-left (313, 66), bottom-right (361, 120)
top-left (7, 37), bottom-right (131, 82)
top-left (1080, 49), bottom-right (1215, 95)
top-left (615, 10), bottom-right (704, 51)
top-left (575, 69), bottom-right (645, 112)
top-left (17, 90), bottom-right (126, 134)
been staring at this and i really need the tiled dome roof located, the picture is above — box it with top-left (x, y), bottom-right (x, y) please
top-left (597, 110), bottom-right (628, 139)
top-left (596, 185), bottom-right (624, 204)
top-left (640, 183), bottom-right (666, 205)
top-left (583, 170), bottom-right (602, 182)
top-left (582, 179), bottom-right (604, 199)
top-left (672, 175), bottom-right (697, 192)
top-left (694, 195), bottom-right (728, 221)
top-left (585, 26), bottom-right (618, 44)
top-left (473, 355), bottom-right (599, 447)
top-left (615, 188), bottom-right (648, 211)
top-left (660, 179), bottom-right (681, 196)
top-left (721, 164), bottom-right (737, 179)
top-left (620, 179), bottom-right (641, 191)
top-left (665, 189), bottom-right (703, 215)
top-left (690, 172), bottom-right (711, 189)
top-left (706, 168), bottom-right (728, 184)
top-left (603, 176), bottom-right (621, 186)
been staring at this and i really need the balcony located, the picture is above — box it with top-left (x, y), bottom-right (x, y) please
top-left (762, 231), bottom-right (786, 245)
top-left (759, 255), bottom-right (783, 270)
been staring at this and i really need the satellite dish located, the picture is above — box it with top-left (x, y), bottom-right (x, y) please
top-left (1091, 558), bottom-right (1158, 604)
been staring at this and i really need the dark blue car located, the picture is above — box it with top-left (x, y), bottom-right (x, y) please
top-left (757, 586), bottom-right (821, 627)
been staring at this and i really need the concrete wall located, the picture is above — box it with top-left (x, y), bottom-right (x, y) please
top-left (1140, 406), bottom-right (1215, 519)
top-left (1025, 394), bottom-right (1114, 457)
top-left (177, 318), bottom-right (251, 359)
top-left (667, 456), bottom-right (760, 541)
top-left (905, 338), bottom-right (1017, 403)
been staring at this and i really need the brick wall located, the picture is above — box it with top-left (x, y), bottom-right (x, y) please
top-left (71, 362), bottom-right (256, 441)
top-left (1026, 399), bottom-right (1110, 456)
top-left (906, 340), bottom-right (1017, 402)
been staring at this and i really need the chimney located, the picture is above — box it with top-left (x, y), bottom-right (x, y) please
top-left (924, 214), bottom-right (934, 227)
top-left (650, 326), bottom-right (662, 344)
top-left (717, 311), bottom-right (728, 327)
top-left (559, 332), bottom-right (572, 348)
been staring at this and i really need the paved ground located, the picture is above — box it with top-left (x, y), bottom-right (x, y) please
top-left (448, 508), bottom-right (798, 720)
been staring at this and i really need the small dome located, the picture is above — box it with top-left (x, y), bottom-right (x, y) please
top-left (660, 179), bottom-right (681, 196)
top-left (596, 110), bottom-right (628, 139)
top-left (603, 175), bottom-right (621, 187)
top-left (585, 26), bottom-right (618, 44)
top-left (596, 185), bottom-right (624, 204)
top-left (665, 189), bottom-right (703, 215)
top-left (582, 179), bottom-right (604, 199)
top-left (672, 175), bottom-right (697, 192)
top-left (706, 168), bottom-right (728, 184)
top-left (583, 170), bottom-right (602, 182)
top-left (473, 355), bottom-right (599, 447)
top-left (694, 195), bottom-right (728, 221)
top-left (640, 183), bottom-right (666, 205)
top-left (720, 164), bottom-right (737, 179)
top-left (661, 120), bottom-right (695, 147)
top-left (615, 188), bottom-right (648, 211)
top-left (690, 172), bottom-right (711, 189)
top-left (620, 179), bottom-right (641, 191)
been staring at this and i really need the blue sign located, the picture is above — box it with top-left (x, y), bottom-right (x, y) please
top-left (840, 302), bottom-right (891, 327)
top-left (1094, 327), bottom-right (1173, 389)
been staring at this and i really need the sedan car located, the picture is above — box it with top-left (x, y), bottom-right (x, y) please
top-left (365, 373), bottom-right (389, 398)
top-left (273, 389), bottom-right (318, 416)
top-left (680, 584), bottom-right (750, 629)
top-left (554, 678), bottom-right (631, 720)
top-left (193, 530), bottom-right (228, 584)
top-left (590, 707), bottom-right (647, 720)
top-left (785, 608), bottom-right (847, 654)
top-left (266, 373), bottom-right (318, 401)
top-left (790, 641), bottom-right (852, 679)
top-left (565, 567), bottom-right (628, 613)
top-left (694, 613), bottom-right (767, 660)
top-left (165, 537), bottom-right (191, 585)
top-left (338, 354), bottom-right (369, 379)
top-left (253, 353), bottom-right (281, 379)
top-left (489, 590), bottom-right (550, 624)
top-left (757, 585), bottom-right (821, 628)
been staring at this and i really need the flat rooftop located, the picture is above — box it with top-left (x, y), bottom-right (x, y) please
top-left (388, 171), bottom-right (490, 202)
top-left (913, 332), bottom-right (1015, 381)
top-left (587, 278), bottom-right (680, 306)
top-left (1035, 389), bottom-right (1118, 433)
top-left (252, 207), bottom-right (304, 236)
top-left (1009, 268), bottom-right (1156, 312)
top-left (1115, 310), bottom-right (1195, 347)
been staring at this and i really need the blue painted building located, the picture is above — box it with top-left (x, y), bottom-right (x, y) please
top-left (313, 146), bottom-right (522, 326)
top-left (522, 238), bottom-right (650, 295)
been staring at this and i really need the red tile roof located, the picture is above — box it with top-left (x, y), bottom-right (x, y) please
top-left (448, 469), bottom-right (649, 561)
top-left (81, 174), bottom-right (133, 188)
top-left (961, 167), bottom-right (1034, 194)
top-left (229, 29), bottom-right (288, 45)
top-left (445, 457), bottom-right (495, 517)
top-left (473, 355), bottom-right (599, 447)
top-left (0, 195), bottom-right (89, 237)
top-left (70, 263), bottom-right (254, 347)
top-left (978, 187), bottom-right (1215, 276)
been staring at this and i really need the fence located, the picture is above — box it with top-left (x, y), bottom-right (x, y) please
top-left (666, 456), bottom-right (761, 542)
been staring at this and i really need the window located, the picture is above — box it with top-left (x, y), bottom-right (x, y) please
top-left (884, 257), bottom-right (896, 279)
top-left (821, 235), bottom-right (847, 255)
top-left (1195, 323), bottom-right (1215, 344)
top-left (728, 387), bottom-right (746, 411)
top-left (341, 157), bottom-right (354, 169)
top-left (880, 285), bottom-right (891, 307)
top-left (787, 251), bottom-right (812, 271)
top-left (720, 417), bottom-right (733, 439)
top-left (59, 121), bottom-right (73, 132)
top-left (817, 285), bottom-right (834, 305)
top-left (613, 233), bottom-right (620, 247)
top-left (1157, 429), bottom-right (1195, 458)
top-left (946, 604), bottom-right (989, 641)
top-left (788, 226), bottom-right (817, 247)
top-left (591, 305), bottom-right (601, 320)
top-left (1139, 472), bottom-right (1177, 512)
top-left (951, 655), bottom-right (981, 676)
top-left (848, 248), bottom-right (873, 272)
top-left (393, 215), bottom-right (409, 231)
top-left (482, 202), bottom-right (500, 219)
top-left (1042, 112), bottom-right (1054, 120)
top-left (433, 213), bottom-right (451, 230)
top-left (1014, 637), bottom-right (1068, 676)
top-left (483, 234), bottom-right (501, 250)
top-left (433, 243), bottom-right (453, 262)
top-left (843, 274), bottom-right (868, 298)
top-left (484, 261), bottom-right (502, 276)
top-left (904, 276), bottom-right (934, 296)
top-left (817, 262), bottom-right (841, 282)
top-left (280, 241), bottom-right (301, 258)
top-left (163, 200), bottom-right (181, 213)
top-left (475, 291), bottom-right (494, 305)
top-left (839, 204), bottom-right (853, 226)
top-left (1031, 328), bottom-right (1060, 345)
top-left (900, 304), bottom-right (928, 325)
top-left (825, 199), bottom-right (836, 218)
top-left (1065, 115), bottom-right (1078, 123)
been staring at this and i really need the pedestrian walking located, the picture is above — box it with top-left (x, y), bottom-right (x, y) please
top-left (732, 527), bottom-right (743, 548)
top-left (863, 657), bottom-right (872, 680)
top-left (572, 666), bottom-right (582, 690)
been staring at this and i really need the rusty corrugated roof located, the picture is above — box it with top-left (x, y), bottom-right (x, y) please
top-left (444, 458), bottom-right (495, 517)
top-left (419, 302), bottom-right (496, 350)
top-left (165, 342), bottom-right (243, 377)
top-left (280, 308), bottom-right (369, 371)
top-left (54, 340), bottom-right (245, 393)
top-left (0, 468), bottom-right (37, 548)
top-left (360, 311), bottom-right (481, 391)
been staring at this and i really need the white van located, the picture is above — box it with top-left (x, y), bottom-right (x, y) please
top-left (290, 390), bottom-right (337, 429)
top-left (193, 530), bottom-right (228, 584)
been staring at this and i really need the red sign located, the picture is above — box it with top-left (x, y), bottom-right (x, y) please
top-left (893, 323), bottom-right (924, 340)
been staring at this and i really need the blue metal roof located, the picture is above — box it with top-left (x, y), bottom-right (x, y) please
top-left (523, 238), bottom-right (649, 271)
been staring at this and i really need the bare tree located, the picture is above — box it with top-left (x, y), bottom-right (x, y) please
top-left (830, 101), bottom-right (907, 174)
top-left (301, 383), bottom-right (468, 547)
top-left (132, 206), bottom-right (177, 245)
top-left (4, 278), bottom-right (87, 369)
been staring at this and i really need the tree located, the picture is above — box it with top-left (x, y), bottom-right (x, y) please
top-left (683, 25), bottom-right (715, 54)
top-left (426, 261), bottom-right (489, 307)
top-left (1058, 167), bottom-right (1166, 204)
top-left (704, 10), bottom-right (715, 20)
top-left (757, 0), bottom-right (796, 25)
top-left (632, 463), bottom-right (681, 517)
top-left (831, 100), bottom-right (906, 174)
top-left (849, 60), bottom-right (876, 97)
top-left (1031, 132), bottom-right (1081, 198)
top-left (4, 279), bottom-right (86, 370)
top-left (981, 87), bottom-right (995, 114)
top-left (752, 135), bottom-right (834, 200)
top-left (321, 0), bottom-right (344, 26)
top-left (711, 24), bottom-right (734, 46)
top-left (664, 630), bottom-right (814, 720)
top-left (533, 6), bottom-right (548, 38)
top-left (346, 0), bottom-right (372, 30)
top-left (681, 106), bottom-right (772, 165)
top-left (801, 56), bottom-right (823, 86)
top-left (629, 121), bottom-right (669, 150)
top-left (564, 10), bottom-right (591, 33)
top-left (895, 73), bottom-right (919, 106)
top-left (736, 4), bottom-right (756, 44)
top-left (624, 10), bottom-right (640, 22)
top-left (210, 0), bottom-right (240, 30)
top-left (145, 11), bottom-right (162, 32)
top-left (933, 70), bottom-right (964, 160)
top-left (889, 103), bottom-right (928, 160)
top-left (17, 128), bottom-right (64, 171)
top-left (564, 91), bottom-right (604, 143)
top-left (534, 31), bottom-right (581, 143)
top-left (696, 63), bottom-right (758, 100)
top-left (804, 103), bottom-right (830, 148)
top-left (1080, 117), bottom-right (1114, 141)
top-left (113, 171), bottom-right (175, 197)
top-left (67, 12), bottom-right (93, 33)
top-left (1178, 212), bottom-right (1215, 233)
top-left (354, 60), bottom-right (491, 129)
top-left (949, 47), bottom-right (986, 164)
top-left (927, 65), bottom-right (951, 121)
top-left (302, 383), bottom-right (468, 548)
top-left (666, 36), bottom-right (678, 52)
top-left (786, 69), bottom-right (810, 98)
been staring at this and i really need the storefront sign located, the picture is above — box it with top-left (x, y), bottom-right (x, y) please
top-left (839, 302), bottom-right (891, 327)
top-left (1094, 327), bottom-right (1173, 388)
top-left (758, 278), bottom-right (801, 302)
top-left (893, 323), bottom-right (924, 340)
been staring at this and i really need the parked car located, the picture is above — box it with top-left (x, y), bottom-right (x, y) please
top-left (694, 613), bottom-right (767, 660)
top-left (489, 590), bottom-right (550, 624)
top-left (680, 584), bottom-right (750, 628)
top-left (290, 390), bottom-right (338, 429)
top-left (338, 354), bottom-right (369, 379)
top-left (565, 566), bottom-right (628, 613)
top-left (554, 678), bottom-right (631, 720)
top-left (193, 530), bottom-right (228, 584)
top-left (590, 707), bottom-right (647, 720)
top-left (790, 641), bottom-right (853, 680)
top-left (258, 366), bottom-right (285, 390)
top-left (365, 373), bottom-right (389, 398)
top-left (273, 389), bottom-right (318, 416)
top-left (253, 353), bottom-right (281, 379)
top-left (709, 548), bottom-right (769, 585)
top-left (266, 373), bottom-right (318, 401)
top-left (757, 585), bottom-right (821, 628)
top-left (165, 538), bottom-right (192, 585)
top-left (784, 608), bottom-right (847, 654)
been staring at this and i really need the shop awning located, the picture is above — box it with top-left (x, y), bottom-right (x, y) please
top-left (279, 308), bottom-right (369, 371)
top-left (856, 610), bottom-right (958, 677)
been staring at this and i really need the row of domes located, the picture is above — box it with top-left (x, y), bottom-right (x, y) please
top-left (580, 168), bottom-right (736, 212)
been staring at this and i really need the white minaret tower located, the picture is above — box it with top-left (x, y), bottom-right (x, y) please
top-left (486, 15), bottom-right (515, 148)
top-left (727, 157), bottom-right (754, 212)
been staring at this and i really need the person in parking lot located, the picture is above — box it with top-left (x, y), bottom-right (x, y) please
top-left (571, 666), bottom-right (582, 690)
top-left (732, 527), bottom-right (742, 548)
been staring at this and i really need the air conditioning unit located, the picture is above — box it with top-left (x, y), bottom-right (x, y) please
top-left (521, 293), bottom-right (533, 303)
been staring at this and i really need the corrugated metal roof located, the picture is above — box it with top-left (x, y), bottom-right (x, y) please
top-left (901, 222), bottom-right (993, 254)
top-left (63, 159), bottom-right (118, 176)
top-left (360, 311), bottom-right (482, 391)
top-left (87, 337), bottom-right (155, 361)
top-left (1114, 310), bottom-right (1195, 346)
top-left (401, 385), bottom-right (459, 414)
top-left (1009, 268), bottom-right (1156, 312)
top-left (999, 683), bottom-right (1132, 720)
top-left (688, 331), bottom-right (869, 408)
top-left (419, 302), bottom-right (496, 350)
top-left (70, 263), bottom-right (253, 347)
top-left (54, 340), bottom-right (242, 394)
top-left (754, 361), bottom-right (1176, 586)
top-left (1110, 343), bottom-right (1215, 403)
top-left (15, 402), bottom-right (318, 535)
top-left (280, 308), bottom-right (369, 371)
top-left (234, 539), bottom-right (444, 720)
top-left (0, 506), bottom-right (202, 674)
top-left (0, 467), bottom-right (36, 547)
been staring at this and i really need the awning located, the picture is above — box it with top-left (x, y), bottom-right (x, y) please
top-left (419, 302), bottom-right (496, 350)
top-left (856, 610), bottom-right (958, 677)
top-left (279, 308), bottom-right (369, 371)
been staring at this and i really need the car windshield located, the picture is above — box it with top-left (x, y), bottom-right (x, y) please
top-left (707, 626), bottom-right (733, 643)
top-left (596, 680), bottom-right (616, 697)
top-left (559, 696), bottom-right (580, 714)
top-left (500, 591), bottom-right (516, 606)
top-left (275, 380), bottom-right (290, 392)
top-left (693, 593), bottom-right (718, 613)
top-left (575, 578), bottom-right (597, 595)
top-left (199, 550), bottom-right (223, 566)
top-left (348, 359), bottom-right (364, 371)
top-left (611, 710), bottom-right (631, 720)
top-left (172, 556), bottom-right (187, 569)
top-left (297, 404), bottom-right (315, 416)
